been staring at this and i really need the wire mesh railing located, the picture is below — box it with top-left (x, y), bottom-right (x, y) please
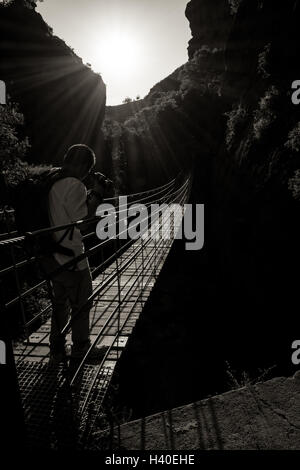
top-left (0, 172), bottom-right (191, 448)
top-left (0, 174), bottom-right (188, 321)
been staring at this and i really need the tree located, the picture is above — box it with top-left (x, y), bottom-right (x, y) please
top-left (0, 100), bottom-right (29, 192)
top-left (122, 97), bottom-right (133, 104)
top-left (0, 0), bottom-right (43, 9)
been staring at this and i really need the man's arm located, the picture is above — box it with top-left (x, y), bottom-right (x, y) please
top-left (64, 177), bottom-right (104, 225)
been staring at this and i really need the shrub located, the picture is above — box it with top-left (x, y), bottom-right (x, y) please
top-left (257, 43), bottom-right (271, 79)
top-left (123, 90), bottom-right (179, 136)
top-left (253, 86), bottom-right (279, 140)
top-left (285, 122), bottom-right (300, 153)
top-left (228, 0), bottom-right (243, 15)
top-left (224, 103), bottom-right (247, 151)
top-left (0, 0), bottom-right (42, 9)
top-left (179, 47), bottom-right (223, 97)
top-left (0, 100), bottom-right (30, 190)
top-left (122, 97), bottom-right (133, 104)
top-left (288, 170), bottom-right (300, 201)
top-left (225, 361), bottom-right (276, 390)
top-left (22, 282), bottom-right (50, 328)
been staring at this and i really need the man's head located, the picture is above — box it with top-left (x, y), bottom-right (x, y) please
top-left (62, 144), bottom-right (96, 180)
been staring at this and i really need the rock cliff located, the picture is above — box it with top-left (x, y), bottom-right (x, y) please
top-left (185, 0), bottom-right (232, 59)
top-left (114, 0), bottom-right (300, 418)
top-left (0, 0), bottom-right (106, 167)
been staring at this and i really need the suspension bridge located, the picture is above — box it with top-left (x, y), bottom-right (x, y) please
top-left (0, 173), bottom-right (191, 450)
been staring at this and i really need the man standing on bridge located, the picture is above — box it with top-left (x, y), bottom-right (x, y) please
top-left (44, 144), bottom-right (108, 364)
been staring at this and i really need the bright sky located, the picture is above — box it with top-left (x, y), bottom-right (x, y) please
top-left (36, 0), bottom-right (191, 105)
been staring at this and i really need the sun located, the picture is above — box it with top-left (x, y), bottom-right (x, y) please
top-left (95, 31), bottom-right (140, 81)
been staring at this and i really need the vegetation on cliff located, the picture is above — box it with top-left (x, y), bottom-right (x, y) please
top-left (0, 100), bottom-right (29, 194)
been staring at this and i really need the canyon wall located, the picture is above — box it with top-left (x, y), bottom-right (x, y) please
top-left (114, 0), bottom-right (300, 418)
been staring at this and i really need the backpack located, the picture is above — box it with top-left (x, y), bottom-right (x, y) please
top-left (14, 168), bottom-right (75, 257)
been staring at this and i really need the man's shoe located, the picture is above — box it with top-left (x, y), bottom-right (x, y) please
top-left (48, 351), bottom-right (67, 365)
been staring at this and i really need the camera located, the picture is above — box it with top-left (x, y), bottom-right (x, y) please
top-left (93, 172), bottom-right (114, 197)
top-left (93, 172), bottom-right (113, 187)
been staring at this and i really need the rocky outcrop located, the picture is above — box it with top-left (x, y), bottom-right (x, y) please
top-left (108, 372), bottom-right (300, 450)
top-left (0, 0), bottom-right (106, 167)
top-left (185, 0), bottom-right (232, 59)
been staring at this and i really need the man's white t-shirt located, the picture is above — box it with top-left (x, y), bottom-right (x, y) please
top-left (48, 177), bottom-right (88, 271)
